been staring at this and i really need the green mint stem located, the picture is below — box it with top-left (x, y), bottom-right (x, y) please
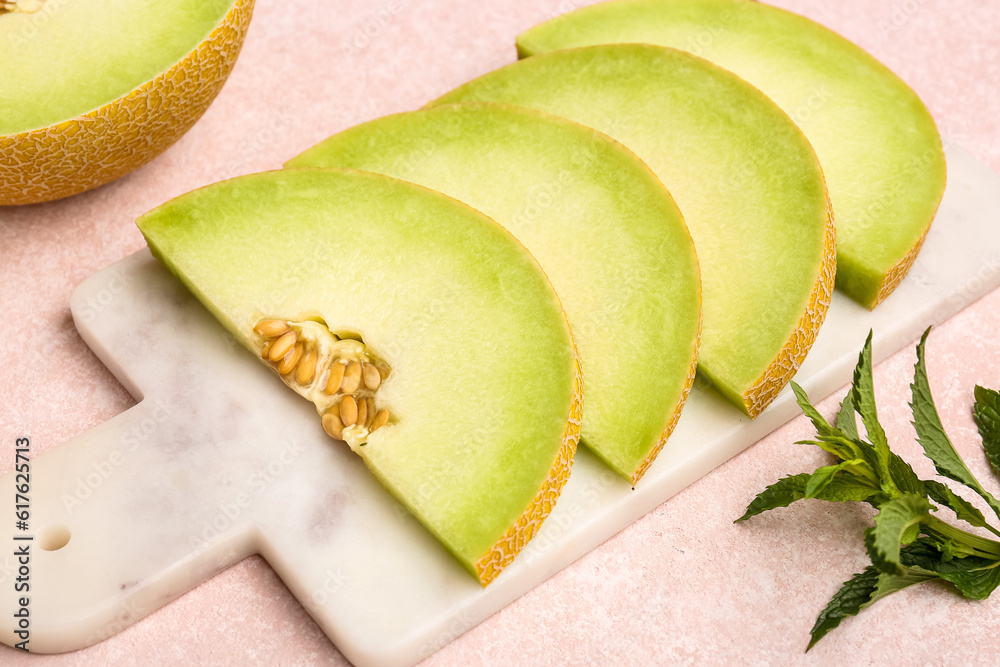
top-left (923, 515), bottom-right (1000, 558)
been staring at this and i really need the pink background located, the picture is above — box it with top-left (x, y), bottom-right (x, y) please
top-left (3, 0), bottom-right (1000, 664)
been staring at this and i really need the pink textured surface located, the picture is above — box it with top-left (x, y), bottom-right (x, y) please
top-left (2, 0), bottom-right (1000, 664)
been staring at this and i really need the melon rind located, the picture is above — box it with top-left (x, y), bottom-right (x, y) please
top-left (136, 168), bottom-right (581, 586)
top-left (0, 0), bottom-right (254, 205)
top-left (286, 102), bottom-right (702, 484)
top-left (430, 45), bottom-right (833, 418)
top-left (515, 0), bottom-right (947, 309)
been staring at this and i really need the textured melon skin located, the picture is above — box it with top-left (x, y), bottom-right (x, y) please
top-left (137, 169), bottom-right (581, 586)
top-left (0, 0), bottom-right (254, 206)
top-left (516, 0), bottom-right (947, 309)
top-left (431, 45), bottom-right (834, 418)
top-left (286, 102), bottom-right (701, 484)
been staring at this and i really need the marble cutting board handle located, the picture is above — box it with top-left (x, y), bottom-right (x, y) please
top-left (0, 255), bottom-right (401, 654)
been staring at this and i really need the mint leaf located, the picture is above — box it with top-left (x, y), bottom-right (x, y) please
top-left (939, 562), bottom-right (1000, 599)
top-left (807, 565), bottom-right (935, 650)
top-left (902, 538), bottom-right (990, 569)
top-left (736, 468), bottom-right (881, 523)
top-left (791, 383), bottom-right (854, 460)
top-left (865, 494), bottom-right (934, 575)
top-left (820, 426), bottom-right (920, 499)
top-left (816, 470), bottom-right (883, 503)
top-left (973, 385), bottom-right (1000, 478)
top-left (910, 329), bottom-right (1000, 520)
top-left (901, 539), bottom-right (1000, 599)
top-left (923, 479), bottom-right (989, 529)
top-left (807, 566), bottom-right (878, 650)
top-left (887, 452), bottom-right (924, 497)
top-left (797, 435), bottom-right (874, 468)
top-left (852, 331), bottom-right (897, 495)
top-left (792, 382), bottom-right (877, 466)
top-left (837, 391), bottom-right (859, 440)
top-left (805, 460), bottom-right (879, 501)
top-left (736, 474), bottom-right (809, 522)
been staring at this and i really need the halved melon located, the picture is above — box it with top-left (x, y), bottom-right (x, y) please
top-left (286, 102), bottom-right (701, 484)
top-left (136, 168), bottom-right (582, 585)
top-left (431, 45), bottom-right (834, 417)
top-left (0, 0), bottom-right (254, 205)
top-left (516, 0), bottom-right (947, 308)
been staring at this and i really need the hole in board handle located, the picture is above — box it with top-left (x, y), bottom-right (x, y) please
top-left (38, 525), bottom-right (71, 551)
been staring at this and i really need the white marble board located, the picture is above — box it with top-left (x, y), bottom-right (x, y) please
top-left (1, 144), bottom-right (1000, 666)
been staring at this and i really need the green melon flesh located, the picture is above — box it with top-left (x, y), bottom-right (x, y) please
top-left (516, 0), bottom-right (947, 309)
top-left (285, 102), bottom-right (701, 484)
top-left (0, 0), bottom-right (235, 134)
top-left (431, 45), bottom-right (833, 417)
top-left (136, 169), bottom-right (580, 585)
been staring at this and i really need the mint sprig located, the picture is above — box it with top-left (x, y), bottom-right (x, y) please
top-left (738, 327), bottom-right (1000, 650)
top-left (910, 329), bottom-right (1000, 520)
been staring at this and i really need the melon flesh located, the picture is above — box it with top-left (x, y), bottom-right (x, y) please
top-left (136, 169), bottom-right (582, 585)
top-left (516, 0), bottom-right (947, 308)
top-left (0, 0), bottom-right (252, 204)
top-left (286, 102), bottom-right (701, 484)
top-left (431, 45), bottom-right (834, 417)
top-left (1, 0), bottom-right (233, 134)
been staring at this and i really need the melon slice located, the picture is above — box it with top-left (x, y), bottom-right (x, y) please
top-left (0, 0), bottom-right (253, 205)
top-left (516, 0), bottom-right (947, 309)
top-left (431, 45), bottom-right (834, 417)
top-left (136, 168), bottom-right (582, 585)
top-left (286, 102), bottom-right (701, 484)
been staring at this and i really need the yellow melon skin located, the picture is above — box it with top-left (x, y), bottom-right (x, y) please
top-left (0, 0), bottom-right (254, 206)
top-left (741, 191), bottom-right (837, 419)
top-left (475, 345), bottom-right (583, 585)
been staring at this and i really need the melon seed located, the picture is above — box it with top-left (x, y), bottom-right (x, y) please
top-left (261, 341), bottom-right (272, 360)
top-left (296, 349), bottom-right (317, 385)
top-left (342, 361), bottom-right (362, 393)
top-left (372, 409), bottom-right (389, 431)
top-left (326, 362), bottom-right (346, 394)
top-left (254, 319), bottom-right (290, 338)
top-left (269, 331), bottom-right (296, 361)
top-left (279, 342), bottom-right (303, 375)
top-left (322, 411), bottom-right (344, 440)
top-left (363, 363), bottom-right (381, 390)
top-left (357, 395), bottom-right (368, 425)
top-left (364, 397), bottom-right (375, 427)
top-left (340, 395), bottom-right (358, 426)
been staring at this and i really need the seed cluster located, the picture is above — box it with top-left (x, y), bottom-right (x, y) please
top-left (254, 318), bottom-right (391, 447)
